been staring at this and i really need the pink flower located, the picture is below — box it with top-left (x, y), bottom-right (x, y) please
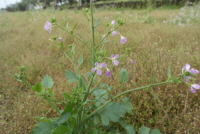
top-left (190, 84), bottom-right (200, 93)
top-left (110, 54), bottom-right (120, 65)
top-left (130, 60), bottom-right (134, 64)
top-left (58, 37), bottom-right (62, 42)
top-left (111, 20), bottom-right (115, 25)
top-left (182, 63), bottom-right (199, 74)
top-left (111, 29), bottom-right (118, 36)
top-left (44, 21), bottom-right (52, 33)
top-left (105, 68), bottom-right (111, 77)
top-left (120, 36), bottom-right (127, 44)
top-left (91, 62), bottom-right (107, 75)
top-left (102, 35), bottom-right (106, 39)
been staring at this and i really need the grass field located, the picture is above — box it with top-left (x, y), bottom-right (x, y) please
top-left (0, 6), bottom-right (200, 134)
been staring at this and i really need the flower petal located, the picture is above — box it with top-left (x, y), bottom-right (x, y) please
top-left (100, 63), bottom-right (107, 68)
top-left (94, 62), bottom-right (99, 66)
top-left (113, 60), bottom-right (119, 65)
top-left (189, 68), bottom-right (199, 74)
top-left (96, 69), bottom-right (102, 75)
top-left (190, 87), bottom-right (196, 93)
top-left (105, 71), bottom-right (111, 77)
top-left (91, 68), bottom-right (97, 73)
top-left (111, 20), bottom-right (115, 25)
top-left (120, 36), bottom-right (127, 44)
top-left (191, 84), bottom-right (200, 89)
top-left (182, 63), bottom-right (190, 72)
top-left (114, 54), bottom-right (120, 59)
top-left (111, 31), bottom-right (118, 36)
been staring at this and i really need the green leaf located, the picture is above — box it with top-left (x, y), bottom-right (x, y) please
top-left (92, 89), bottom-right (108, 106)
top-left (63, 103), bottom-right (74, 113)
top-left (41, 75), bottom-right (54, 89)
top-left (94, 18), bottom-right (101, 28)
top-left (119, 119), bottom-right (136, 134)
top-left (125, 125), bottom-right (136, 134)
top-left (121, 97), bottom-right (133, 114)
top-left (94, 114), bottom-right (99, 125)
top-left (63, 92), bottom-right (73, 101)
top-left (120, 68), bottom-right (129, 83)
top-left (78, 56), bottom-right (83, 66)
top-left (56, 112), bottom-right (71, 124)
top-left (98, 102), bottom-right (127, 126)
top-left (150, 128), bottom-right (162, 134)
top-left (72, 22), bottom-right (78, 32)
top-left (32, 83), bottom-right (42, 93)
top-left (138, 125), bottom-right (150, 134)
top-left (52, 125), bottom-right (70, 134)
top-left (100, 40), bottom-right (113, 45)
top-left (31, 122), bottom-right (53, 134)
top-left (65, 70), bottom-right (78, 82)
top-left (33, 116), bottom-right (51, 122)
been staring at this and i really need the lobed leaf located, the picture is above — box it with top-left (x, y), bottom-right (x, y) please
top-left (65, 70), bottom-right (78, 82)
top-left (98, 102), bottom-right (127, 126)
top-left (41, 75), bottom-right (54, 89)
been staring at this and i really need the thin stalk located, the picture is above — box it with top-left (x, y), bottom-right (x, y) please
top-left (148, 90), bottom-right (170, 124)
top-left (56, 24), bottom-right (92, 51)
top-left (46, 98), bottom-right (61, 114)
top-left (82, 81), bottom-right (170, 122)
top-left (90, 1), bottom-right (96, 65)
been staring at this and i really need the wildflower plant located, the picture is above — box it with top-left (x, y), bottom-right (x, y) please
top-left (15, 1), bottom-right (200, 134)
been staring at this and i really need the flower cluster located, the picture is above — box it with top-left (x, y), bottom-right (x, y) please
top-left (91, 54), bottom-right (120, 77)
top-left (106, 20), bottom-right (127, 44)
top-left (182, 63), bottom-right (200, 93)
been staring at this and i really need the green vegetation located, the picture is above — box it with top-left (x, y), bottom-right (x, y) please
top-left (1, 5), bottom-right (200, 133)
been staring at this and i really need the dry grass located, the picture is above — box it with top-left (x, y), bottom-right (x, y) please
top-left (0, 8), bottom-right (200, 134)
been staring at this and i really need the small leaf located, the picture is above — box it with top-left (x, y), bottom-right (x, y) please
top-left (150, 128), bottom-right (162, 134)
top-left (121, 97), bottom-right (133, 114)
top-left (94, 18), bottom-right (101, 28)
top-left (72, 22), bottom-right (78, 32)
top-left (41, 75), bottom-right (54, 89)
top-left (120, 68), bottom-right (129, 83)
top-left (78, 56), bottom-right (84, 66)
top-left (100, 40), bottom-right (113, 45)
top-left (56, 112), bottom-right (71, 124)
top-left (52, 125), bottom-right (70, 134)
top-left (31, 122), bottom-right (53, 134)
top-left (63, 92), bottom-right (73, 101)
top-left (65, 70), bottom-right (78, 82)
top-left (138, 125), bottom-right (150, 134)
top-left (125, 125), bottom-right (136, 134)
top-left (32, 83), bottom-right (42, 93)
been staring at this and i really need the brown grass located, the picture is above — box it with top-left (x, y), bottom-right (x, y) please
top-left (0, 8), bottom-right (200, 134)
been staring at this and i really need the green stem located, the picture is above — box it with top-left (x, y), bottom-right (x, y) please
top-left (56, 24), bottom-right (92, 51)
top-left (21, 79), bottom-right (32, 88)
top-left (82, 81), bottom-right (170, 122)
top-left (90, 1), bottom-right (96, 65)
top-left (46, 98), bottom-right (61, 114)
